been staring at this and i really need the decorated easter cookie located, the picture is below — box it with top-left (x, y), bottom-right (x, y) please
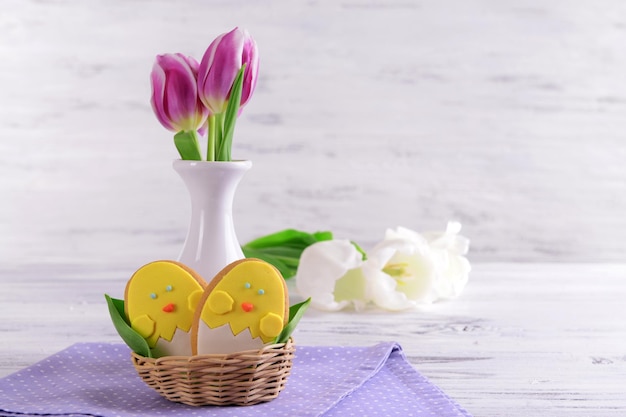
top-left (192, 258), bottom-right (289, 355)
top-left (125, 260), bottom-right (207, 357)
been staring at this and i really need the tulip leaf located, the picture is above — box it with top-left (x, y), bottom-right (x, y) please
top-left (104, 294), bottom-right (152, 358)
top-left (242, 229), bottom-right (334, 279)
top-left (313, 231), bottom-right (333, 241)
top-left (275, 298), bottom-right (311, 344)
top-left (216, 113), bottom-right (224, 159)
top-left (351, 241), bottom-right (368, 260)
top-left (244, 229), bottom-right (333, 249)
top-left (174, 130), bottom-right (202, 161)
top-left (219, 65), bottom-right (245, 161)
top-left (242, 247), bottom-right (294, 278)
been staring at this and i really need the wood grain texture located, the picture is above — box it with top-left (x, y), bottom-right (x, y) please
top-left (1, 263), bottom-right (625, 416)
top-left (1, 0), bottom-right (626, 270)
top-left (1, 1), bottom-right (625, 414)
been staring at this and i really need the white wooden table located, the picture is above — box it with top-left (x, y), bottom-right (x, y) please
top-left (1, 263), bottom-right (624, 416)
top-left (2, 1), bottom-right (625, 415)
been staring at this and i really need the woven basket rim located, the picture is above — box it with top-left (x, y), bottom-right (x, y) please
top-left (130, 337), bottom-right (295, 363)
top-left (130, 338), bottom-right (295, 406)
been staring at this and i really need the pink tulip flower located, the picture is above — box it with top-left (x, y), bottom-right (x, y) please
top-left (150, 53), bottom-right (209, 132)
top-left (197, 27), bottom-right (259, 115)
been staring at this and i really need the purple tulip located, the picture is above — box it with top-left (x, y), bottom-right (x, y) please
top-left (197, 27), bottom-right (259, 114)
top-left (150, 53), bottom-right (209, 132)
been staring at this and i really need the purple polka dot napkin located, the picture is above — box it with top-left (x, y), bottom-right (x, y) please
top-left (0, 342), bottom-right (472, 417)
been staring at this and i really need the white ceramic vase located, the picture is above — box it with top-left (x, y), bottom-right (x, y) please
top-left (172, 159), bottom-right (252, 280)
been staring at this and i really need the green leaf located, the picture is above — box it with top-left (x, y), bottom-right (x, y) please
top-left (104, 294), bottom-right (152, 358)
top-left (216, 113), bottom-right (224, 160)
top-left (173, 130), bottom-right (202, 161)
top-left (218, 65), bottom-right (245, 161)
top-left (242, 247), bottom-right (295, 278)
top-left (244, 229), bottom-right (333, 250)
top-left (275, 298), bottom-right (311, 344)
top-left (246, 246), bottom-right (304, 259)
top-left (313, 231), bottom-right (333, 242)
top-left (242, 229), bottom-right (334, 279)
top-left (351, 240), bottom-right (368, 260)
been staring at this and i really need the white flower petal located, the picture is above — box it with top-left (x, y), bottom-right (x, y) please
top-left (296, 222), bottom-right (471, 313)
top-left (423, 222), bottom-right (471, 299)
top-left (295, 240), bottom-right (365, 311)
top-left (384, 226), bottom-right (427, 245)
top-left (424, 221), bottom-right (470, 255)
top-left (363, 265), bottom-right (415, 311)
top-left (368, 237), bottom-right (438, 307)
top-left (446, 221), bottom-right (462, 235)
top-left (436, 253), bottom-right (471, 299)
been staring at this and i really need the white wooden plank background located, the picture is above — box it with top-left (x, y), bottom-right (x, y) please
top-left (1, 0), bottom-right (626, 272)
top-left (1, 1), bottom-right (626, 415)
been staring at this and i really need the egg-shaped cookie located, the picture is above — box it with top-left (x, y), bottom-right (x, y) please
top-left (192, 258), bottom-right (288, 355)
top-left (125, 260), bottom-right (207, 357)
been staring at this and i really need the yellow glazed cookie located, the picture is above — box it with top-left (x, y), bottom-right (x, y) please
top-left (192, 258), bottom-right (288, 355)
top-left (125, 260), bottom-right (207, 357)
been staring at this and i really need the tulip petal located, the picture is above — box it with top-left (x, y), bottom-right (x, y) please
top-left (197, 34), bottom-right (223, 113)
top-left (389, 223), bottom-right (471, 302)
top-left (363, 266), bottom-right (415, 311)
top-left (198, 28), bottom-right (244, 114)
top-left (295, 240), bottom-right (365, 311)
top-left (440, 255), bottom-right (471, 299)
top-left (159, 54), bottom-right (202, 131)
top-left (369, 238), bottom-right (437, 305)
top-left (424, 221), bottom-right (470, 255)
top-left (150, 63), bottom-right (175, 131)
top-left (150, 53), bottom-right (208, 134)
top-left (197, 119), bottom-right (208, 137)
top-left (240, 31), bottom-right (259, 108)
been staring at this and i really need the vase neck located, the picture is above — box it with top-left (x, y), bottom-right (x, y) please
top-left (173, 161), bottom-right (251, 208)
top-left (172, 160), bottom-right (251, 279)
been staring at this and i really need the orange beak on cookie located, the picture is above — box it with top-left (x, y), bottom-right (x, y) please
top-left (241, 302), bottom-right (254, 312)
top-left (162, 303), bottom-right (175, 313)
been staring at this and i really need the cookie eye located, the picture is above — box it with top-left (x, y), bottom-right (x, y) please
top-left (149, 293), bottom-right (157, 299)
top-left (244, 282), bottom-right (251, 289)
top-left (165, 285), bottom-right (173, 292)
top-left (258, 289), bottom-right (265, 295)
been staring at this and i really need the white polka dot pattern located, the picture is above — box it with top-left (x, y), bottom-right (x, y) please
top-left (0, 342), bottom-right (472, 417)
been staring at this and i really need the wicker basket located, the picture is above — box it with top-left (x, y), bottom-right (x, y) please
top-left (130, 338), bottom-right (295, 406)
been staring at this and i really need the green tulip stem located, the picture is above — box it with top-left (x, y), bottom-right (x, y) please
top-left (207, 114), bottom-right (217, 161)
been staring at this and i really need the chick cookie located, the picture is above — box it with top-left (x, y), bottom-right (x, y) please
top-left (192, 258), bottom-right (288, 355)
top-left (125, 260), bottom-right (207, 357)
